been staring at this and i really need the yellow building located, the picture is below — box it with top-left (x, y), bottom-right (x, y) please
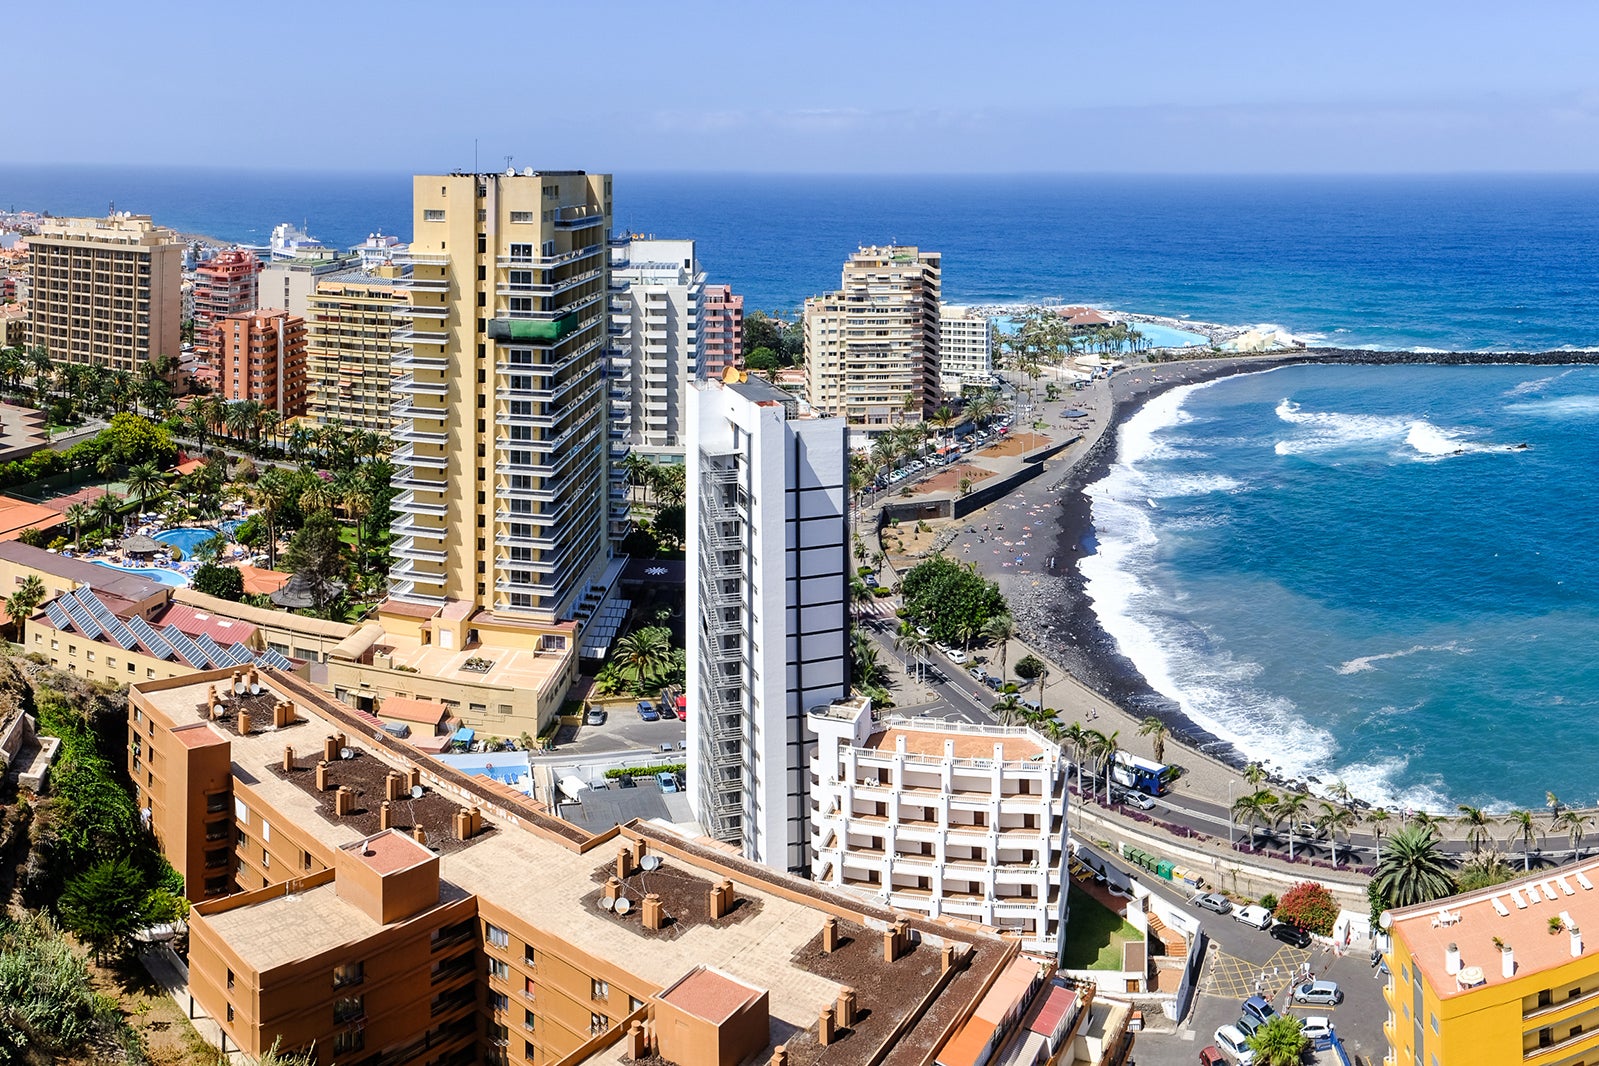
top-left (305, 265), bottom-right (410, 432)
top-left (804, 245), bottom-right (942, 440)
top-left (26, 213), bottom-right (183, 371)
top-left (131, 667), bottom-right (1024, 1066)
top-left (1383, 859), bottom-right (1599, 1066)
top-left (380, 170), bottom-right (630, 729)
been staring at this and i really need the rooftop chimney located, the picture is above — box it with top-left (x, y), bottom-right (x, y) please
top-left (822, 917), bottom-right (840, 954)
top-left (324, 735), bottom-right (339, 761)
top-left (274, 700), bottom-right (295, 727)
top-left (334, 786), bottom-right (354, 817)
top-left (380, 801), bottom-right (392, 831)
top-left (282, 746), bottom-right (294, 772)
top-left (627, 1021), bottom-right (649, 1060)
top-left (770, 1047), bottom-right (788, 1066)
top-left (1502, 945), bottom-right (1516, 979)
top-left (315, 761), bottom-right (330, 791)
top-left (1574, 926), bottom-right (1585, 958)
top-left (710, 879), bottom-right (735, 920)
top-left (604, 876), bottom-right (623, 902)
top-left (237, 708), bottom-right (252, 735)
top-left (385, 772), bottom-right (402, 801)
top-left (642, 893), bottom-right (664, 931)
top-left (941, 944), bottom-right (959, 974)
top-left (836, 988), bottom-right (857, 1029)
top-left (883, 926), bottom-right (899, 963)
top-left (818, 1006), bottom-right (836, 1046)
top-left (414, 824), bottom-right (427, 846)
top-left (618, 846), bottom-right (635, 879)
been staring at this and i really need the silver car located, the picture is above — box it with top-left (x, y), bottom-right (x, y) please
top-left (1194, 892), bottom-right (1233, 915)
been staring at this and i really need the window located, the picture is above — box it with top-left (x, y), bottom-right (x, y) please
top-left (489, 959), bottom-right (509, 980)
top-left (509, 243), bottom-right (534, 260)
top-left (486, 923), bottom-right (509, 948)
top-left (334, 1027), bottom-right (364, 1054)
top-left (511, 211), bottom-right (534, 224)
top-left (591, 979), bottom-right (609, 1001)
top-left (590, 1013), bottom-right (609, 1034)
top-left (261, 850), bottom-right (269, 869)
top-left (261, 819), bottom-right (270, 842)
top-left (235, 799), bottom-right (249, 823)
top-left (334, 995), bottom-right (364, 1023)
top-left (1430, 1013), bottom-right (1438, 1033)
top-left (333, 961), bottom-right (364, 988)
top-left (524, 1008), bottom-right (536, 1031)
top-left (424, 209), bottom-right (445, 222)
top-left (226, 969), bottom-right (235, 991)
top-left (226, 1004), bottom-right (234, 1022)
top-left (490, 991), bottom-right (509, 1013)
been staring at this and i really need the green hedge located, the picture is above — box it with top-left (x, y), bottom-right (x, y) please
top-left (604, 763), bottom-right (686, 780)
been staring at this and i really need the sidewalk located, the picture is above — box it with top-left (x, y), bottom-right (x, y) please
top-left (140, 943), bottom-right (242, 1063)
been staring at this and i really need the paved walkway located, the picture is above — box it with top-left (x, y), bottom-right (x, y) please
top-left (140, 943), bottom-right (241, 1063)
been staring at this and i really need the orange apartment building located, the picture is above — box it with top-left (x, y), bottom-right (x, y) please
top-left (218, 308), bottom-right (308, 416)
top-left (130, 668), bottom-right (1113, 1066)
top-left (192, 251), bottom-right (261, 369)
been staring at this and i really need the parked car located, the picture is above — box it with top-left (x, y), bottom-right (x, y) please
top-left (1298, 1016), bottom-right (1333, 1048)
top-left (656, 772), bottom-right (680, 793)
top-left (1211, 1025), bottom-right (1255, 1065)
top-left (1240, 994), bottom-right (1277, 1029)
top-left (637, 700), bottom-right (654, 712)
top-left (968, 665), bottom-right (988, 681)
top-left (658, 705), bottom-right (679, 720)
top-left (1291, 979), bottom-right (1343, 1006)
top-left (1194, 893), bottom-right (1233, 915)
top-left (585, 709), bottom-right (607, 726)
top-left (1198, 1047), bottom-right (1228, 1066)
top-left (1271, 922), bottom-right (1313, 949)
top-left (1233, 904), bottom-right (1272, 930)
top-left (638, 706), bottom-right (660, 722)
top-left (983, 675), bottom-right (1003, 691)
top-left (944, 647), bottom-right (969, 664)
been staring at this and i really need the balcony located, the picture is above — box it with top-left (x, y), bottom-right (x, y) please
top-left (393, 326), bottom-right (449, 346)
top-left (396, 302), bottom-right (450, 320)
top-left (394, 348), bottom-right (449, 371)
top-left (394, 373), bottom-right (449, 397)
top-left (495, 243), bottom-right (602, 269)
top-left (393, 491), bottom-right (448, 517)
top-left (394, 423), bottom-right (450, 446)
top-left (554, 206), bottom-right (605, 230)
top-left (392, 445), bottom-right (448, 470)
top-left (496, 265), bottom-right (602, 298)
top-left (393, 537), bottom-right (448, 564)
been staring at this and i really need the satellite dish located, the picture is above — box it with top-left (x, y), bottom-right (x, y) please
top-left (250, 683), bottom-right (261, 695)
top-left (614, 897), bottom-right (631, 915)
top-left (410, 785), bottom-right (424, 799)
top-left (640, 855), bottom-right (662, 871)
top-left (339, 747), bottom-right (354, 760)
top-left (599, 897), bottom-right (615, 912)
top-left (212, 703), bottom-right (224, 716)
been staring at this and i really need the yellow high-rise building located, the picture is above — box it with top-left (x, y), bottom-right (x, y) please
top-left (381, 171), bottom-right (626, 669)
top-left (26, 213), bottom-right (183, 371)
top-left (305, 265), bottom-right (410, 432)
top-left (1383, 859), bottom-right (1599, 1066)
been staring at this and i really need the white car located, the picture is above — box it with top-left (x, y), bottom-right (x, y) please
top-left (1213, 1024), bottom-right (1255, 1065)
top-left (944, 647), bottom-right (969, 664)
top-left (1299, 1016), bottom-right (1332, 1045)
top-left (1233, 904), bottom-right (1272, 930)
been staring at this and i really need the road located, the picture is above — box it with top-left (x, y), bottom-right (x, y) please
top-left (1080, 843), bottom-right (1387, 1066)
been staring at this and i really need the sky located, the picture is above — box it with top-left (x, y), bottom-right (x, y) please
top-left (11, 1), bottom-right (1599, 173)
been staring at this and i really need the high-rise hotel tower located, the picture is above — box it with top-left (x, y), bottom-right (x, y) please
top-left (385, 171), bottom-right (628, 646)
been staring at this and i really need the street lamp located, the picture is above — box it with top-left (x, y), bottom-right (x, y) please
top-left (1227, 779), bottom-right (1235, 850)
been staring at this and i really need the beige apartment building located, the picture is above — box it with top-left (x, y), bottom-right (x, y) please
top-left (381, 171), bottom-right (628, 716)
top-left (804, 245), bottom-right (941, 441)
top-left (26, 213), bottom-right (183, 371)
top-left (305, 265), bottom-right (409, 431)
top-left (130, 667), bottom-right (1032, 1066)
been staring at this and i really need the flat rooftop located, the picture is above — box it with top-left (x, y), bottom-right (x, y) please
top-left (378, 632), bottom-right (567, 693)
top-left (660, 966), bottom-right (763, 1025)
top-left (1390, 859), bottom-right (1599, 999)
top-left (343, 829), bottom-right (434, 876)
top-left (865, 724), bottom-right (1051, 764)
top-left (143, 669), bottom-right (1012, 1063)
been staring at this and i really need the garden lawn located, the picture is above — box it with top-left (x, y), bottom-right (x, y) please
top-left (1062, 884), bottom-right (1143, 971)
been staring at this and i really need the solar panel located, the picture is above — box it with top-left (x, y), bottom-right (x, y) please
top-left (128, 615), bottom-right (177, 661)
top-left (193, 633), bottom-right (227, 667)
top-left (106, 618), bottom-right (138, 649)
top-left (163, 626), bottom-right (207, 668)
top-left (85, 593), bottom-right (120, 628)
top-left (65, 599), bottom-right (103, 640)
top-left (46, 601), bottom-right (71, 631)
top-left (256, 648), bottom-right (293, 670)
top-left (219, 643), bottom-right (253, 667)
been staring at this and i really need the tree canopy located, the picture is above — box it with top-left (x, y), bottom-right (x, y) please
top-left (899, 556), bottom-right (1006, 648)
top-left (281, 511), bottom-right (350, 616)
top-left (192, 562), bottom-right (245, 601)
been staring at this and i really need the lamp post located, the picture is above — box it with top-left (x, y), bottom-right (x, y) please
top-left (1228, 779), bottom-right (1235, 850)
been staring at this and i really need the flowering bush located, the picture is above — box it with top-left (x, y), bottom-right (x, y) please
top-left (1274, 880), bottom-right (1339, 936)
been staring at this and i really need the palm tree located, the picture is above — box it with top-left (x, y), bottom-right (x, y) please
top-left (1231, 790), bottom-right (1279, 852)
top-left (1273, 793), bottom-right (1314, 861)
top-left (1327, 779), bottom-right (1353, 807)
top-left (1061, 722), bottom-right (1088, 796)
top-left (894, 623), bottom-right (933, 684)
top-left (1507, 809), bottom-right (1540, 872)
top-left (343, 489), bottom-right (372, 555)
top-left (993, 693), bottom-right (1025, 726)
top-left (125, 463), bottom-right (165, 510)
top-left (224, 402), bottom-right (255, 445)
top-left (1243, 762), bottom-right (1266, 790)
top-left (1561, 809), bottom-right (1591, 861)
top-left (92, 492), bottom-right (124, 533)
top-left (1457, 805), bottom-right (1493, 855)
top-left (1137, 716), bottom-right (1170, 764)
top-left (1372, 825), bottom-right (1457, 910)
top-left (1090, 729), bottom-right (1120, 805)
top-left (300, 478), bottom-right (336, 516)
top-left (611, 629), bottom-right (675, 689)
top-left (1245, 1015), bottom-right (1312, 1066)
top-left (64, 502), bottom-right (92, 546)
top-left (1316, 802), bottom-right (1359, 867)
top-left (979, 612), bottom-right (1014, 682)
top-left (5, 591), bottom-right (34, 640)
top-left (1366, 808), bottom-right (1391, 861)
top-left (259, 409), bottom-right (283, 454)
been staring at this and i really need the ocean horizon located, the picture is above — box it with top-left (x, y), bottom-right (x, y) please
top-left (6, 166), bottom-right (1599, 351)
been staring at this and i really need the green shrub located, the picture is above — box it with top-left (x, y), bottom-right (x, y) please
top-left (603, 763), bottom-right (687, 780)
top-left (1259, 893), bottom-right (1278, 913)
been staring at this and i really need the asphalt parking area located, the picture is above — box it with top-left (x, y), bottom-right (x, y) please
top-left (1203, 945), bottom-right (1311, 1001)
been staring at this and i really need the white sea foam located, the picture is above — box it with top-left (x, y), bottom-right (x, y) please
top-left (1332, 755), bottom-right (1452, 810)
top-left (1274, 398), bottom-right (1520, 460)
top-left (1336, 643), bottom-right (1468, 675)
top-left (1506, 370), bottom-right (1576, 397)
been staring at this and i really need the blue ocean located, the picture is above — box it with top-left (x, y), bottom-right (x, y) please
top-left (7, 165), bottom-right (1599, 806)
top-left (1083, 364), bottom-right (1599, 809)
top-left (7, 167), bottom-right (1599, 351)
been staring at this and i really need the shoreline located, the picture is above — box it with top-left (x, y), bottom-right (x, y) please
top-left (988, 347), bottom-right (1599, 798)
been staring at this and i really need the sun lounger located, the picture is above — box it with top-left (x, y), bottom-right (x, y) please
top-left (1545, 880), bottom-right (1561, 901)
top-left (1511, 887), bottom-right (1528, 908)
top-left (1578, 872), bottom-right (1594, 890)
top-left (1492, 897), bottom-right (1511, 917)
top-left (1559, 877), bottom-right (1576, 896)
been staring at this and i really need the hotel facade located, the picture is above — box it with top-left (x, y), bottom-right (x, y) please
top-left (25, 213), bottom-right (183, 371)
top-left (803, 246), bottom-right (941, 443)
top-left (305, 265), bottom-right (410, 432)
top-left (609, 238), bottom-right (704, 461)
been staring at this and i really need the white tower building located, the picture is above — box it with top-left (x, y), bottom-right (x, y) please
top-left (610, 238), bottom-right (704, 461)
top-left (685, 372), bottom-right (849, 874)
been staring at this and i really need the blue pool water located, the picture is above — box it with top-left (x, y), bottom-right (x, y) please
top-left (92, 561), bottom-right (189, 587)
top-left (437, 752), bottom-right (533, 792)
top-left (153, 525), bottom-right (239, 558)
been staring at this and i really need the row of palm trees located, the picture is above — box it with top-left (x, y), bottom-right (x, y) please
top-left (1456, 796), bottom-right (1591, 871)
top-left (178, 397), bottom-right (386, 469)
top-left (892, 613), bottom-right (1016, 683)
top-left (617, 454), bottom-right (686, 507)
top-left (0, 346), bottom-right (177, 423)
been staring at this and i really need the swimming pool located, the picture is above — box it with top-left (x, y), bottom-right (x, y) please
top-left (91, 561), bottom-right (189, 587)
top-left (437, 752), bottom-right (533, 793)
top-left (153, 526), bottom-right (236, 558)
